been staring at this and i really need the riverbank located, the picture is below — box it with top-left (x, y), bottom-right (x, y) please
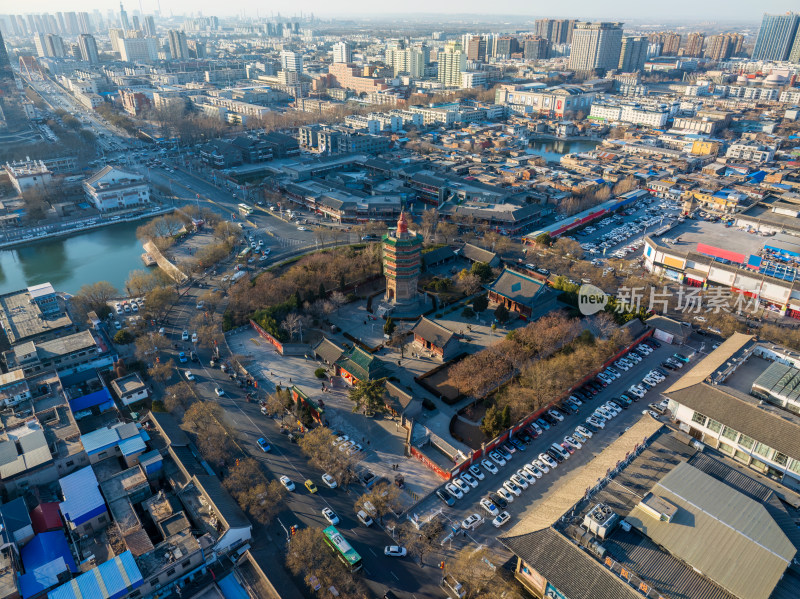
top-left (0, 205), bottom-right (176, 251)
top-left (528, 134), bottom-right (603, 142)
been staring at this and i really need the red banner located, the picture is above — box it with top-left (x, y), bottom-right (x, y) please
top-left (410, 446), bottom-right (451, 480)
top-left (250, 320), bottom-right (284, 354)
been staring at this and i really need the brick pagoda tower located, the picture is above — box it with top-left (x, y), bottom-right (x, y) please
top-left (383, 212), bottom-right (423, 304)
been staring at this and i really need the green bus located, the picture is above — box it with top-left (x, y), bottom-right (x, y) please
top-left (322, 526), bottom-right (362, 572)
top-left (237, 247), bottom-right (252, 262)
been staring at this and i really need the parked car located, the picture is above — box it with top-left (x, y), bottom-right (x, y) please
top-left (493, 512), bottom-right (511, 528)
top-left (481, 459), bottom-right (498, 474)
top-left (488, 451), bottom-right (506, 467)
top-left (436, 488), bottom-right (455, 506)
top-left (495, 487), bottom-right (514, 504)
top-left (480, 498), bottom-right (499, 517)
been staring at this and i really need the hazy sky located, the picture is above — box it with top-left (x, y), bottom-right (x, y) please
top-left (13, 0), bottom-right (790, 21)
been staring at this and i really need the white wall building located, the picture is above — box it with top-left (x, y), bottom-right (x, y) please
top-left (726, 143), bottom-right (776, 163)
top-left (83, 166), bottom-right (150, 211)
top-left (589, 100), bottom-right (669, 127)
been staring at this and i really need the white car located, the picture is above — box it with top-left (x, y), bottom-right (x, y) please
top-left (461, 472), bottom-right (479, 488)
top-left (539, 453), bottom-right (558, 469)
top-left (214, 387), bottom-right (224, 397)
top-left (184, 370), bottom-right (195, 381)
top-left (628, 386), bottom-right (645, 398)
top-left (576, 425), bottom-right (593, 439)
top-left (348, 443), bottom-right (363, 455)
top-left (280, 475), bottom-right (295, 491)
top-left (452, 478), bottom-right (471, 495)
top-left (488, 451), bottom-right (506, 467)
top-left (524, 463), bottom-right (544, 479)
top-left (461, 513), bottom-right (484, 530)
top-left (468, 465), bottom-right (485, 480)
top-left (643, 409), bottom-right (660, 418)
top-left (572, 430), bottom-right (588, 444)
top-left (547, 410), bottom-right (564, 422)
top-left (493, 511), bottom-right (511, 528)
top-left (517, 468), bottom-right (536, 486)
top-left (480, 498), bottom-right (499, 517)
top-left (510, 473), bottom-right (528, 490)
top-left (182, 330), bottom-right (189, 341)
top-left (196, 301), bottom-right (205, 309)
top-left (533, 458), bottom-right (550, 474)
top-left (481, 459), bottom-right (498, 474)
top-left (322, 474), bottom-right (337, 488)
top-left (614, 360), bottom-right (630, 371)
top-left (384, 546), bottom-right (407, 557)
top-left (564, 436), bottom-right (582, 450)
top-left (445, 483), bottom-right (463, 499)
top-left (191, 333), bottom-right (198, 343)
top-left (496, 487), bottom-right (514, 503)
top-left (587, 416), bottom-right (605, 429)
top-left (322, 508), bottom-right (339, 525)
top-left (338, 440), bottom-right (355, 453)
top-left (503, 480), bottom-right (522, 496)
top-left (332, 435), bottom-right (349, 447)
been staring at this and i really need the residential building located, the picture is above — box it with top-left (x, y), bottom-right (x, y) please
top-left (589, 100), bottom-right (669, 127)
top-left (568, 22), bottom-right (623, 73)
top-left (466, 36), bottom-right (486, 61)
top-left (167, 30), bottom-right (188, 60)
top-left (142, 15), bottom-right (156, 36)
top-left (111, 373), bottom-right (148, 406)
top-left (752, 12), bottom-right (800, 61)
top-left (522, 36), bottom-right (550, 60)
top-left (77, 34), bottom-right (99, 64)
top-left (438, 41), bottom-right (466, 87)
top-left (82, 165), bottom-right (150, 211)
top-left (618, 36), bottom-right (647, 72)
top-left (0, 284), bottom-right (73, 347)
top-left (705, 33), bottom-right (739, 61)
top-left (332, 41), bottom-right (352, 63)
top-left (0, 370), bottom-right (30, 407)
top-left (725, 143), bottom-right (776, 163)
top-left (496, 84), bottom-right (595, 118)
top-left (120, 89), bottom-right (151, 115)
top-left (386, 45), bottom-right (428, 78)
top-left (492, 36), bottom-right (518, 59)
top-left (535, 18), bottom-right (576, 44)
top-left (684, 32), bottom-right (705, 57)
top-left (4, 330), bottom-right (107, 376)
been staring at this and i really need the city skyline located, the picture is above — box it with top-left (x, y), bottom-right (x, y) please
top-left (3, 1), bottom-right (795, 21)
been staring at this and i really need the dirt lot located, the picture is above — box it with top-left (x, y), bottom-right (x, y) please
top-left (420, 362), bottom-right (462, 402)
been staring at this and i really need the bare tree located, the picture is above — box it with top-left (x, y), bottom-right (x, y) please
top-left (282, 312), bottom-right (303, 341)
top-left (420, 208), bottom-right (439, 243)
top-left (329, 291), bottom-right (347, 313)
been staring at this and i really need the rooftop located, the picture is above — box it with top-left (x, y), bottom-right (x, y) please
top-left (0, 288), bottom-right (72, 345)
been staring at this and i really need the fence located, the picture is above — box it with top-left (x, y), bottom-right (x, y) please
top-left (409, 445), bottom-right (452, 480)
top-left (249, 320), bottom-right (284, 355)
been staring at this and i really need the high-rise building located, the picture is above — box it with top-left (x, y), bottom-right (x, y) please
top-left (705, 33), bottom-right (740, 61)
top-left (187, 40), bottom-right (206, 59)
top-left (386, 44), bottom-right (427, 77)
top-left (684, 32), bottom-right (705, 58)
top-left (280, 50), bottom-right (303, 72)
top-left (522, 36), bottom-right (550, 60)
top-left (0, 29), bottom-right (15, 92)
top-left (109, 29), bottom-right (124, 53)
top-left (492, 36), bottom-right (518, 59)
top-left (65, 12), bottom-right (79, 35)
top-left (78, 12), bottom-right (93, 34)
top-left (78, 34), bottom-right (99, 63)
top-left (438, 41), bottom-right (466, 87)
top-left (167, 30), bottom-right (188, 60)
top-left (143, 16), bottom-right (156, 37)
top-left (568, 21), bottom-right (623, 73)
top-left (34, 33), bottom-right (65, 58)
top-left (120, 37), bottom-right (158, 62)
top-left (618, 36), bottom-right (648, 72)
top-left (119, 2), bottom-right (130, 32)
top-left (333, 41), bottom-right (352, 64)
top-left (752, 13), bottom-right (799, 61)
top-left (535, 19), bottom-right (575, 44)
top-left (791, 31), bottom-right (800, 63)
top-left (131, 15), bottom-right (140, 32)
top-left (648, 32), bottom-right (681, 56)
top-left (466, 36), bottom-right (486, 62)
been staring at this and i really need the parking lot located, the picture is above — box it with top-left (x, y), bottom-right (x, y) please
top-left (412, 337), bottom-right (690, 548)
top-left (572, 196), bottom-right (683, 263)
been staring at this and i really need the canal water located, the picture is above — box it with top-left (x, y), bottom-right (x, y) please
top-left (0, 220), bottom-right (149, 295)
top-left (527, 138), bottom-right (601, 163)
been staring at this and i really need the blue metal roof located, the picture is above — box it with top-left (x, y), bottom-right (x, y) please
top-left (118, 436), bottom-right (146, 457)
top-left (19, 557), bottom-right (68, 599)
top-left (47, 552), bottom-right (143, 599)
top-left (69, 389), bottom-right (113, 413)
top-left (59, 467), bottom-right (106, 525)
top-left (21, 531), bottom-right (78, 573)
top-left (80, 428), bottom-right (120, 455)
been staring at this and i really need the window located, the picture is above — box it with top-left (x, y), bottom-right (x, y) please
top-left (65, 460), bottom-right (74, 467)
top-left (788, 459), bottom-right (800, 475)
top-left (721, 426), bottom-right (738, 441)
top-left (707, 419), bottom-right (722, 433)
top-left (718, 442), bottom-right (734, 455)
top-left (754, 442), bottom-right (773, 460)
top-left (734, 450), bottom-right (750, 463)
top-left (166, 569), bottom-right (175, 577)
top-left (182, 560), bottom-right (191, 569)
top-left (98, 515), bottom-right (107, 523)
top-left (774, 452), bottom-right (789, 467)
top-left (691, 412), bottom-right (708, 427)
top-left (738, 435), bottom-right (755, 450)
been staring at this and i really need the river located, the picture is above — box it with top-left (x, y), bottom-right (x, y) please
top-left (527, 138), bottom-right (601, 163)
top-left (0, 220), bottom-right (149, 295)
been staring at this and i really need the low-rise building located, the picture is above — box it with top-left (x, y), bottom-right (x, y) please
top-left (83, 166), bottom-right (150, 212)
top-left (2, 161), bottom-right (53, 194)
top-left (486, 268), bottom-right (559, 320)
top-left (726, 142), bottom-right (776, 163)
top-left (410, 317), bottom-right (460, 361)
top-left (111, 373), bottom-right (148, 405)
